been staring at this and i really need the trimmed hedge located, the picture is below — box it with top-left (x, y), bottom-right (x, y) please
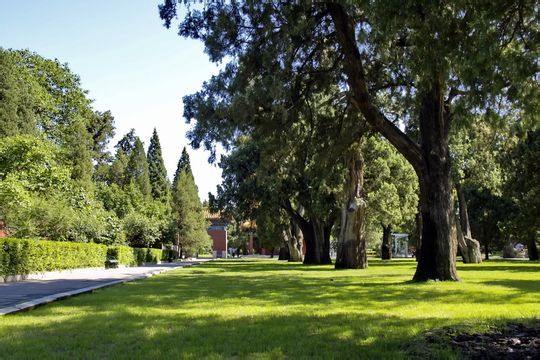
top-left (107, 246), bottom-right (164, 266)
top-left (1, 238), bottom-right (107, 277)
top-left (1, 238), bottom-right (165, 277)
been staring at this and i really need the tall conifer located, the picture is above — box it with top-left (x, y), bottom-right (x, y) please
top-left (126, 137), bottom-right (151, 198)
top-left (147, 128), bottom-right (170, 200)
top-left (171, 147), bottom-right (210, 255)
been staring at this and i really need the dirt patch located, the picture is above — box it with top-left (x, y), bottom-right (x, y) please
top-left (424, 322), bottom-right (540, 359)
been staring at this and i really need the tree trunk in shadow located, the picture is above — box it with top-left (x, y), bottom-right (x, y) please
top-left (278, 245), bottom-right (290, 260)
top-left (381, 224), bottom-right (392, 260)
top-left (335, 149), bottom-right (367, 269)
top-left (412, 78), bottom-right (459, 281)
top-left (306, 217), bottom-right (332, 265)
top-left (528, 234), bottom-right (539, 261)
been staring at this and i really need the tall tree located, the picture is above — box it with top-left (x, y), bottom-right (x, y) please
top-left (173, 147), bottom-right (192, 188)
top-left (171, 149), bottom-right (211, 255)
top-left (160, 1), bottom-right (536, 280)
top-left (504, 129), bottom-right (539, 260)
top-left (126, 137), bottom-right (152, 198)
top-left (147, 128), bottom-right (170, 201)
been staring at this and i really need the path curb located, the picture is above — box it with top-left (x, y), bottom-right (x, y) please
top-left (0, 260), bottom-right (210, 316)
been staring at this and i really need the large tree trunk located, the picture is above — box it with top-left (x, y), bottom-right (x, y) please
top-left (381, 224), bottom-right (392, 260)
top-left (283, 219), bottom-right (303, 262)
top-left (412, 80), bottom-right (459, 281)
top-left (328, 5), bottom-right (459, 281)
top-left (335, 150), bottom-right (367, 269)
top-left (282, 200), bottom-right (331, 265)
top-left (278, 245), bottom-right (290, 260)
top-left (484, 239), bottom-right (490, 260)
top-left (306, 217), bottom-right (332, 265)
top-left (455, 185), bottom-right (482, 264)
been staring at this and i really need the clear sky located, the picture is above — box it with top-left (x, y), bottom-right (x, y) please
top-left (0, 0), bottom-right (223, 200)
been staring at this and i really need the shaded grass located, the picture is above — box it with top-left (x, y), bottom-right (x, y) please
top-left (0, 259), bottom-right (538, 359)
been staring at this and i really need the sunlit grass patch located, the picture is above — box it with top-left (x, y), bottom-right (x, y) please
top-left (0, 259), bottom-right (538, 359)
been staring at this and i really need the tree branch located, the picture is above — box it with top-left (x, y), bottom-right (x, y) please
top-left (327, 3), bottom-right (423, 174)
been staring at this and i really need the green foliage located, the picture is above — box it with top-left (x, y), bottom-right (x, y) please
top-left (126, 137), bottom-right (151, 198)
top-left (0, 238), bottom-right (107, 277)
top-left (503, 129), bottom-right (540, 244)
top-left (172, 147), bottom-right (191, 188)
top-left (0, 49), bottom-right (40, 136)
top-left (107, 245), bottom-right (163, 266)
top-left (123, 212), bottom-right (160, 248)
top-left (364, 135), bottom-right (419, 232)
top-left (147, 128), bottom-right (170, 201)
top-left (172, 149), bottom-right (211, 255)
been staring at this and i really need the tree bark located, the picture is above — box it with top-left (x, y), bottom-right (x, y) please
top-left (278, 245), bottom-right (290, 260)
top-left (412, 80), bottom-right (459, 281)
top-left (328, 4), bottom-right (459, 281)
top-left (455, 212), bottom-right (482, 264)
top-left (415, 211), bottom-right (422, 262)
top-left (381, 224), bottom-right (392, 260)
top-left (484, 239), bottom-right (489, 260)
top-left (307, 217), bottom-right (332, 265)
top-left (281, 218), bottom-right (303, 262)
top-left (335, 150), bottom-right (367, 269)
top-left (455, 183), bottom-right (482, 263)
top-left (456, 183), bottom-right (472, 238)
top-left (282, 200), bottom-right (332, 265)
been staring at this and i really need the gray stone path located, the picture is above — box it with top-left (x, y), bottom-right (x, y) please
top-left (0, 259), bottom-right (212, 315)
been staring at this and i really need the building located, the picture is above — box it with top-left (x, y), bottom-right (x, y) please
top-left (205, 210), bottom-right (228, 258)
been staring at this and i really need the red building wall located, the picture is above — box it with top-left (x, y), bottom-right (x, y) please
top-left (208, 227), bottom-right (227, 258)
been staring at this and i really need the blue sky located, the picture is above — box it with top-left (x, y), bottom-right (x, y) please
top-left (0, 0), bottom-right (223, 200)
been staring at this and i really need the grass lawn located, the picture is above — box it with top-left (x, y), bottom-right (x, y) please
top-left (0, 259), bottom-right (538, 359)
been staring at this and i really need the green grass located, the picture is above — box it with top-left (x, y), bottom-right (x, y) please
top-left (0, 259), bottom-right (538, 359)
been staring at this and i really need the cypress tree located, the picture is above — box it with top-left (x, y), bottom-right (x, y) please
top-left (172, 147), bottom-right (192, 188)
top-left (126, 137), bottom-right (151, 198)
top-left (171, 148), bottom-right (210, 255)
top-left (147, 128), bottom-right (170, 201)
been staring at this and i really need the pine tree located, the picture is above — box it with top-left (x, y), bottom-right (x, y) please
top-left (126, 137), bottom-right (151, 198)
top-left (147, 128), bottom-right (170, 201)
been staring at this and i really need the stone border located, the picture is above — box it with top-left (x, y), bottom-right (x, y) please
top-left (0, 261), bottom-right (202, 316)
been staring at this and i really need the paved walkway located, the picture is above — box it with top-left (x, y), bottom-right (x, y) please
top-left (0, 259), bottom-right (212, 315)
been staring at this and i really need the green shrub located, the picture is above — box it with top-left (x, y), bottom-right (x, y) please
top-left (1, 239), bottom-right (165, 277)
top-left (161, 249), bottom-right (178, 262)
top-left (108, 246), bottom-right (162, 266)
top-left (1, 238), bottom-right (107, 277)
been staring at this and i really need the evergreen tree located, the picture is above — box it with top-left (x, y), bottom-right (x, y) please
top-left (173, 147), bottom-right (192, 188)
top-left (126, 137), bottom-right (151, 198)
top-left (171, 148), bottom-right (210, 255)
top-left (115, 129), bottom-right (137, 155)
top-left (147, 128), bottom-right (170, 201)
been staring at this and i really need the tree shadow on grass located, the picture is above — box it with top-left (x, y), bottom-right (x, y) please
top-left (0, 307), bottom-right (455, 359)
top-left (1, 260), bottom-right (537, 359)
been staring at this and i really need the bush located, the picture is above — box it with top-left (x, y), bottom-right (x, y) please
top-left (1, 238), bottom-right (107, 277)
top-left (107, 245), bottom-right (163, 266)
